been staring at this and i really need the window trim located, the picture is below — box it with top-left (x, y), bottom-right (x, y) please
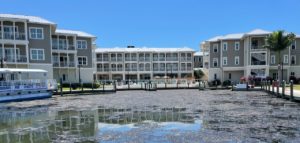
top-left (213, 44), bottom-right (218, 53)
top-left (271, 55), bottom-right (276, 64)
top-left (30, 48), bottom-right (45, 61)
top-left (291, 55), bottom-right (296, 65)
top-left (78, 56), bottom-right (88, 66)
top-left (29, 27), bottom-right (44, 40)
top-left (234, 42), bottom-right (240, 51)
top-left (291, 40), bottom-right (296, 50)
top-left (234, 56), bottom-right (239, 65)
top-left (283, 55), bottom-right (289, 64)
top-left (223, 57), bottom-right (227, 65)
top-left (77, 40), bottom-right (87, 49)
top-left (213, 58), bottom-right (218, 67)
top-left (223, 42), bottom-right (227, 51)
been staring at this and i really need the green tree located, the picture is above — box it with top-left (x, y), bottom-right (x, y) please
top-left (264, 30), bottom-right (295, 82)
top-left (194, 69), bottom-right (204, 79)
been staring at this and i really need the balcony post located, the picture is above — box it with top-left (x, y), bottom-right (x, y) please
top-left (13, 21), bottom-right (15, 40)
top-left (26, 45), bottom-right (29, 64)
top-left (1, 21), bottom-right (3, 39)
top-left (24, 21), bottom-right (28, 41)
top-left (14, 44), bottom-right (17, 63)
top-left (57, 34), bottom-right (60, 50)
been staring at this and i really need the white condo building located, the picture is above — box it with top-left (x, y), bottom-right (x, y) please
top-left (95, 47), bottom-right (195, 81)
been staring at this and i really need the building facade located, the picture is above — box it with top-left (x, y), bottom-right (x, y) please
top-left (0, 14), bottom-right (96, 83)
top-left (204, 29), bottom-right (300, 83)
top-left (95, 47), bottom-right (195, 81)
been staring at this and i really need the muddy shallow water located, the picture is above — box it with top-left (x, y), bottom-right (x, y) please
top-left (0, 90), bottom-right (300, 143)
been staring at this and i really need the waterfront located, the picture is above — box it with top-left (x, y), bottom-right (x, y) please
top-left (1, 90), bottom-right (300, 142)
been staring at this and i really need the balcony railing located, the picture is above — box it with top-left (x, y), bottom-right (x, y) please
top-left (52, 45), bottom-right (75, 50)
top-left (1, 32), bottom-right (26, 40)
top-left (4, 55), bottom-right (27, 63)
top-left (166, 57), bottom-right (178, 61)
top-left (53, 61), bottom-right (76, 67)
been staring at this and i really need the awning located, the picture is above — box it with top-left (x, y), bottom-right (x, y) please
top-left (0, 68), bottom-right (48, 73)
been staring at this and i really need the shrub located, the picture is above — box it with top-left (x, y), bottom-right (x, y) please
top-left (222, 80), bottom-right (231, 86)
top-left (289, 76), bottom-right (297, 83)
top-left (210, 79), bottom-right (221, 86)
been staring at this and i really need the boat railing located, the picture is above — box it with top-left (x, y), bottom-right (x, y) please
top-left (0, 79), bottom-right (57, 92)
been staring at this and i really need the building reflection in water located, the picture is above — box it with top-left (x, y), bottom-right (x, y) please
top-left (0, 106), bottom-right (199, 142)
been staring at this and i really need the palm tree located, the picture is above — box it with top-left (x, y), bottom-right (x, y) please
top-left (264, 30), bottom-right (295, 82)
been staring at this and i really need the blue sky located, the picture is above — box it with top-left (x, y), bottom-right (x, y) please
top-left (1, 0), bottom-right (300, 51)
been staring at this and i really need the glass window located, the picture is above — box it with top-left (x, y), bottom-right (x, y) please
top-left (292, 41), bottom-right (296, 50)
top-left (223, 43), bottom-right (227, 51)
top-left (271, 55), bottom-right (275, 64)
top-left (291, 55), bottom-right (296, 65)
top-left (223, 57), bottom-right (227, 65)
top-left (77, 40), bottom-right (87, 49)
top-left (31, 49), bottom-right (44, 60)
top-left (29, 27), bottom-right (44, 39)
top-left (284, 55), bottom-right (289, 64)
top-left (78, 57), bottom-right (87, 65)
top-left (235, 56), bottom-right (239, 65)
top-left (235, 42), bottom-right (240, 51)
top-left (213, 44), bottom-right (218, 53)
top-left (213, 58), bottom-right (218, 67)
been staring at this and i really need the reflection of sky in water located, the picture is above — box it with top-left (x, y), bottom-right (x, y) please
top-left (98, 120), bottom-right (202, 143)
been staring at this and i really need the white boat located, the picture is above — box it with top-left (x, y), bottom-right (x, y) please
top-left (0, 68), bottom-right (57, 103)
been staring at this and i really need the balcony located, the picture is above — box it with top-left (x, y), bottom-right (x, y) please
top-left (52, 45), bottom-right (75, 51)
top-left (1, 32), bottom-right (26, 40)
top-left (166, 57), bottom-right (178, 61)
top-left (4, 55), bottom-right (27, 63)
top-left (53, 61), bottom-right (76, 67)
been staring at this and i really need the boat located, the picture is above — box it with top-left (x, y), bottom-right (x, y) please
top-left (0, 68), bottom-right (57, 103)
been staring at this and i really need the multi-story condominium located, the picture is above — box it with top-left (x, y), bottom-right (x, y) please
top-left (95, 47), bottom-right (195, 81)
top-left (0, 14), bottom-right (96, 83)
top-left (203, 29), bottom-right (300, 83)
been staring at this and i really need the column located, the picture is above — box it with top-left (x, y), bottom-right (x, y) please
top-left (1, 21), bottom-right (3, 39)
top-left (2, 43), bottom-right (4, 59)
top-left (24, 21), bottom-right (28, 41)
top-left (14, 44), bottom-right (17, 63)
top-left (13, 21), bottom-right (15, 40)
top-left (26, 45), bottom-right (29, 64)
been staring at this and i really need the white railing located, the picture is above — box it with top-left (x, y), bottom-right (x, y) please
top-left (0, 79), bottom-right (57, 92)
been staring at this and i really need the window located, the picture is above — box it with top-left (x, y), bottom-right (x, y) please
top-left (291, 55), bottom-right (296, 65)
top-left (284, 55), bottom-right (289, 64)
top-left (77, 40), bottom-right (87, 49)
top-left (78, 57), bottom-right (87, 65)
top-left (291, 72), bottom-right (295, 76)
top-left (214, 74), bottom-right (217, 80)
top-left (213, 44), bottom-right (218, 53)
top-left (223, 57), bottom-right (227, 65)
top-left (223, 42), bottom-right (227, 51)
top-left (271, 55), bottom-right (275, 64)
top-left (235, 42), bottom-right (240, 51)
top-left (235, 56), bottom-right (239, 65)
top-left (291, 41), bottom-right (296, 50)
top-left (213, 58), bottom-right (218, 67)
top-left (29, 27), bottom-right (44, 39)
top-left (273, 73), bottom-right (278, 80)
top-left (30, 49), bottom-right (44, 60)
top-left (229, 73), bottom-right (231, 80)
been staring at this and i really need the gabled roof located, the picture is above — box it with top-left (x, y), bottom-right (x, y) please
top-left (95, 47), bottom-right (195, 53)
top-left (0, 14), bottom-right (55, 25)
top-left (246, 29), bottom-right (271, 35)
top-left (220, 33), bottom-right (244, 40)
top-left (56, 29), bottom-right (96, 38)
top-left (206, 36), bottom-right (223, 42)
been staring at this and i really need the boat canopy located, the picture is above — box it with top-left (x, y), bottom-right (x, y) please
top-left (0, 68), bottom-right (47, 73)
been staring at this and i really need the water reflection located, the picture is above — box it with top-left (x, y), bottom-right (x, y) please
top-left (0, 107), bottom-right (201, 142)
